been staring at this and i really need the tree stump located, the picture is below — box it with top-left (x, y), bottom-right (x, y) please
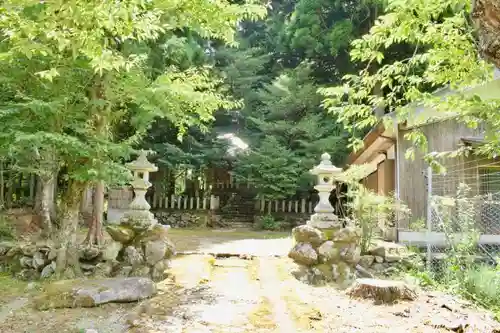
top-left (347, 278), bottom-right (417, 304)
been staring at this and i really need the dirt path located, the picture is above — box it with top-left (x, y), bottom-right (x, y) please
top-left (0, 230), bottom-right (498, 332)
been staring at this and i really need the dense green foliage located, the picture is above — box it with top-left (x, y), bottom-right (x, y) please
top-left (216, 0), bottom-right (384, 199)
top-left (321, 0), bottom-right (499, 166)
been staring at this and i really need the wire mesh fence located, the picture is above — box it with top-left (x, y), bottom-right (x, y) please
top-left (426, 161), bottom-right (500, 279)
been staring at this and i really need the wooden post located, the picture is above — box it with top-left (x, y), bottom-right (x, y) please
top-left (260, 199), bottom-right (265, 212)
top-left (203, 197), bottom-right (207, 210)
top-left (164, 197), bottom-right (168, 208)
top-left (282, 200), bottom-right (285, 212)
top-left (183, 197), bottom-right (188, 209)
top-left (196, 197), bottom-right (200, 210)
top-left (177, 196), bottom-right (182, 210)
top-left (267, 200), bottom-right (271, 214)
top-left (274, 200), bottom-right (278, 212)
top-left (189, 197), bottom-right (194, 209)
top-left (294, 201), bottom-right (299, 213)
top-left (288, 201), bottom-right (292, 213)
top-left (301, 199), bottom-right (306, 213)
top-left (171, 195), bottom-right (175, 209)
top-left (152, 192), bottom-right (157, 209)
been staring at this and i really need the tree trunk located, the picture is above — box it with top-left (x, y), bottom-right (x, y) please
top-left (38, 175), bottom-right (57, 238)
top-left (472, 0), bottom-right (500, 67)
top-left (55, 180), bottom-right (85, 279)
top-left (84, 182), bottom-right (105, 246)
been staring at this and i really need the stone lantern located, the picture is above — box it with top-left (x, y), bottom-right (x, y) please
top-left (120, 150), bottom-right (159, 231)
top-left (307, 152), bottom-right (342, 229)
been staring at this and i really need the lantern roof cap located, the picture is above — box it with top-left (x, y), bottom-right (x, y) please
top-left (309, 152), bottom-right (342, 175)
top-left (126, 150), bottom-right (158, 172)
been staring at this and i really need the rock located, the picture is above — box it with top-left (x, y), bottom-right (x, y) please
top-left (79, 246), bottom-right (101, 261)
top-left (385, 254), bottom-right (402, 263)
top-left (21, 244), bottom-right (37, 256)
top-left (291, 265), bottom-right (310, 283)
top-left (106, 225), bottom-right (136, 244)
top-left (292, 225), bottom-right (325, 247)
top-left (17, 268), bottom-right (38, 280)
top-left (332, 227), bottom-right (361, 243)
top-left (32, 252), bottom-right (47, 270)
top-left (5, 245), bottom-right (21, 257)
top-left (374, 256), bottom-right (384, 263)
top-left (80, 263), bottom-right (97, 272)
top-left (331, 262), bottom-right (356, 287)
top-left (33, 277), bottom-right (157, 310)
top-left (102, 241), bottom-right (123, 261)
top-left (124, 246), bottom-right (144, 267)
top-left (339, 244), bottom-right (361, 265)
top-left (130, 266), bottom-right (151, 278)
top-left (47, 248), bottom-right (57, 261)
top-left (317, 241), bottom-right (340, 263)
top-left (115, 266), bottom-right (133, 277)
top-left (151, 259), bottom-right (170, 281)
top-left (371, 263), bottom-right (386, 273)
top-left (41, 262), bottom-right (56, 279)
top-left (288, 242), bottom-right (318, 266)
top-left (347, 278), bottom-right (417, 304)
top-left (144, 240), bottom-right (172, 266)
top-left (20, 256), bottom-right (33, 268)
top-left (368, 241), bottom-right (408, 258)
top-left (94, 262), bottom-right (113, 277)
top-left (359, 255), bottom-right (375, 268)
top-left (0, 241), bottom-right (15, 256)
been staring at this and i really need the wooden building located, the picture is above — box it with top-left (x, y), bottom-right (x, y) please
top-left (348, 78), bottom-right (500, 241)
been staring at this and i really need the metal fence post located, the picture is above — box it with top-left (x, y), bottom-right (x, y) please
top-left (426, 166), bottom-right (433, 270)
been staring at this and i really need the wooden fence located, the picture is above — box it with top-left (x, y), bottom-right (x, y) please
top-left (147, 194), bottom-right (220, 211)
top-left (258, 198), bottom-right (315, 214)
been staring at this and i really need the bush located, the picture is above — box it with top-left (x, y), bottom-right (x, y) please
top-left (0, 215), bottom-right (15, 240)
top-left (258, 215), bottom-right (280, 231)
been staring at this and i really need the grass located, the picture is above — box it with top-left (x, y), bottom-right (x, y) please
top-left (0, 273), bottom-right (29, 304)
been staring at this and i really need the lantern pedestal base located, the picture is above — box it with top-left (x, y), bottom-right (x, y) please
top-left (119, 210), bottom-right (158, 233)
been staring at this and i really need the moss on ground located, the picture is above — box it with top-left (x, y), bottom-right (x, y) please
top-left (247, 297), bottom-right (276, 330)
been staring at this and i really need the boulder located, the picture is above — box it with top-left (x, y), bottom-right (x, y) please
top-left (0, 241), bottom-right (15, 256)
top-left (41, 261), bottom-right (56, 279)
top-left (358, 255), bottom-right (375, 268)
top-left (292, 225), bottom-right (325, 247)
top-left (368, 241), bottom-right (408, 258)
top-left (115, 266), bottom-right (133, 277)
top-left (144, 240), bottom-right (169, 266)
top-left (32, 252), bottom-right (47, 270)
top-left (332, 227), bottom-right (361, 243)
top-left (151, 259), bottom-right (170, 281)
top-left (130, 266), bottom-right (151, 278)
top-left (288, 242), bottom-right (318, 266)
top-left (102, 241), bottom-right (123, 261)
top-left (21, 244), bottom-right (37, 256)
top-left (94, 262), bottom-right (113, 277)
top-left (347, 278), bottom-right (417, 304)
top-left (339, 244), bottom-right (361, 265)
top-left (79, 246), bottom-right (101, 261)
top-left (33, 277), bottom-right (157, 310)
top-left (124, 246), bottom-right (144, 267)
top-left (374, 256), bottom-right (384, 263)
top-left (317, 241), bottom-right (340, 263)
top-left (106, 225), bottom-right (136, 244)
top-left (20, 256), bottom-right (33, 268)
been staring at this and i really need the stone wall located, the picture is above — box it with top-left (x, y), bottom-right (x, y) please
top-left (288, 224), bottom-right (362, 287)
top-left (152, 210), bottom-right (213, 228)
top-left (0, 224), bottom-right (174, 281)
top-left (253, 213), bottom-right (308, 229)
